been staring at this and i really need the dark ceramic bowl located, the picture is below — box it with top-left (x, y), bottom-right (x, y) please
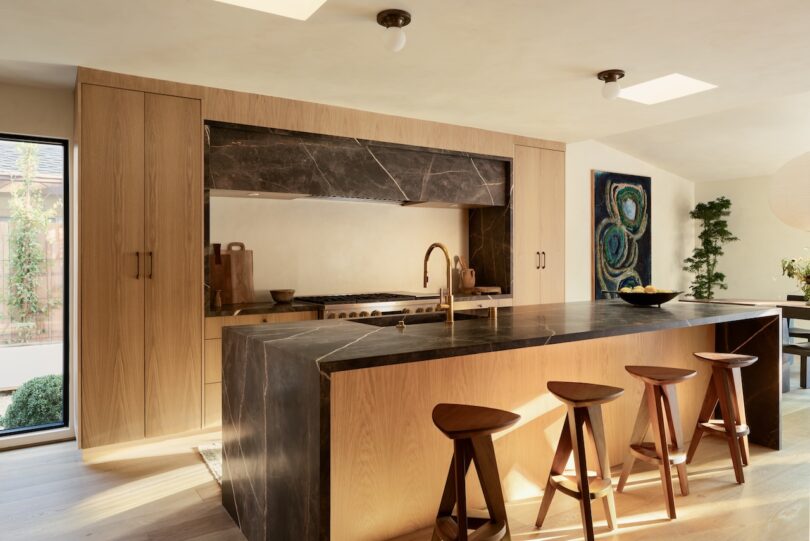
top-left (270, 289), bottom-right (295, 303)
top-left (615, 291), bottom-right (682, 307)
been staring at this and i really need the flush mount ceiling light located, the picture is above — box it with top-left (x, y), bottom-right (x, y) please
top-left (619, 73), bottom-right (717, 105)
top-left (377, 9), bottom-right (411, 53)
top-left (212, 0), bottom-right (327, 21)
top-left (597, 69), bottom-right (625, 100)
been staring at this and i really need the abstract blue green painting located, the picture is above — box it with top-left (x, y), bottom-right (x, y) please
top-left (592, 170), bottom-right (651, 299)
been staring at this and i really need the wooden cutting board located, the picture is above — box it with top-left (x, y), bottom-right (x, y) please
top-left (209, 242), bottom-right (254, 304)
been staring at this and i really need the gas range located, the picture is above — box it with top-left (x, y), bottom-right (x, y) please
top-left (295, 292), bottom-right (442, 320)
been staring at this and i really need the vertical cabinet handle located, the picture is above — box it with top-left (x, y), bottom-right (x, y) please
top-left (541, 251), bottom-right (547, 270)
top-left (147, 251), bottom-right (154, 279)
top-left (536, 251), bottom-right (541, 270)
top-left (135, 252), bottom-right (140, 279)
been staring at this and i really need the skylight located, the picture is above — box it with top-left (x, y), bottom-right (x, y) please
top-left (212, 0), bottom-right (327, 21)
top-left (619, 73), bottom-right (717, 105)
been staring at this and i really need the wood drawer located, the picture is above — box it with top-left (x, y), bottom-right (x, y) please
top-left (204, 339), bottom-right (222, 384)
top-left (204, 317), bottom-right (224, 339)
top-left (204, 382), bottom-right (221, 427)
top-left (204, 310), bottom-right (316, 339)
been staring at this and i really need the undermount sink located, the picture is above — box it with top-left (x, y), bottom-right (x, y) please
top-left (353, 311), bottom-right (483, 327)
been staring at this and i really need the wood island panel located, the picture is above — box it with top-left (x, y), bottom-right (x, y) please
top-left (330, 325), bottom-right (715, 541)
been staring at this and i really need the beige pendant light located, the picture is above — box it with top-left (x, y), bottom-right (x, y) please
top-left (770, 152), bottom-right (810, 231)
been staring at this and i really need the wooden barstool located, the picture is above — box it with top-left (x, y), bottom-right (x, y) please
top-left (535, 382), bottom-right (624, 541)
top-left (686, 352), bottom-right (758, 484)
top-left (617, 365), bottom-right (696, 519)
top-left (431, 403), bottom-right (520, 541)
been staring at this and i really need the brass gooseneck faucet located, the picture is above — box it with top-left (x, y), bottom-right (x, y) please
top-left (423, 242), bottom-right (454, 324)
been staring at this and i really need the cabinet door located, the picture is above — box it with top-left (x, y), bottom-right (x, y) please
top-left (144, 93), bottom-right (203, 437)
top-left (538, 148), bottom-right (566, 303)
top-left (513, 145), bottom-right (542, 305)
top-left (80, 84), bottom-right (145, 447)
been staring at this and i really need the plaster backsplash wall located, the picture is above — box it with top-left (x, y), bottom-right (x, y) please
top-left (210, 197), bottom-right (468, 298)
top-left (565, 140), bottom-right (696, 301)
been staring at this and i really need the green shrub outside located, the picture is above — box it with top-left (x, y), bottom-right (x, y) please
top-left (1, 374), bottom-right (63, 429)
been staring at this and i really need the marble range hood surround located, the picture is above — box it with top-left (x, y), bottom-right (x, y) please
top-left (204, 121), bottom-right (511, 207)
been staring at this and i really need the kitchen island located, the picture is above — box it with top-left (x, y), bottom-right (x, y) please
top-left (221, 301), bottom-right (781, 541)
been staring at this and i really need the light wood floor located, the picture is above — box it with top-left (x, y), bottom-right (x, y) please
top-left (1, 371), bottom-right (809, 541)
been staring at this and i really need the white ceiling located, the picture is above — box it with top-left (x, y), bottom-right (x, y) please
top-left (2, 0), bottom-right (810, 181)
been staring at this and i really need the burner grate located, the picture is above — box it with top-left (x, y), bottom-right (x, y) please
top-left (296, 293), bottom-right (417, 305)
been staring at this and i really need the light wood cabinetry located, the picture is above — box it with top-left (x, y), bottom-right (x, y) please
top-left (80, 83), bottom-right (203, 447)
top-left (144, 94), bottom-right (203, 438)
top-left (513, 145), bottom-right (565, 305)
top-left (80, 85), bottom-right (146, 448)
top-left (202, 311), bottom-right (317, 427)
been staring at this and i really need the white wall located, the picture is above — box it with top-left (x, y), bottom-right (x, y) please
top-left (696, 176), bottom-right (810, 300)
top-left (0, 83), bottom-right (73, 140)
top-left (210, 197), bottom-right (468, 298)
top-left (565, 140), bottom-right (696, 301)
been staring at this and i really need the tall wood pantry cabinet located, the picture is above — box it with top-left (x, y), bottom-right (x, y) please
top-left (79, 83), bottom-right (203, 447)
top-left (513, 145), bottom-right (566, 305)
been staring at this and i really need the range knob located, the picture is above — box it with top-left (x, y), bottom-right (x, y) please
top-left (425, 306), bottom-right (434, 313)
top-left (327, 313), bottom-right (337, 319)
top-left (371, 310), bottom-right (382, 316)
top-left (415, 307), bottom-right (424, 313)
top-left (338, 313), bottom-right (347, 319)
top-left (402, 308), bottom-right (412, 314)
top-left (359, 311), bottom-right (370, 317)
top-left (349, 312), bottom-right (358, 318)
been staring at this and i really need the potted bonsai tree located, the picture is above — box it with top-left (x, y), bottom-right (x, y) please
top-left (683, 196), bottom-right (738, 299)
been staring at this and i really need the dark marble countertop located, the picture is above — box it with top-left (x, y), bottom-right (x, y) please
top-left (206, 301), bottom-right (319, 318)
top-left (223, 300), bottom-right (780, 374)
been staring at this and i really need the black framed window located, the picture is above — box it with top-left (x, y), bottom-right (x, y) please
top-left (0, 133), bottom-right (69, 437)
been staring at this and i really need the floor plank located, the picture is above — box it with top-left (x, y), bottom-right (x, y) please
top-left (0, 369), bottom-right (808, 541)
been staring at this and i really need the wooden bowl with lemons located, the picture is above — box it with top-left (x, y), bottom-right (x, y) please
top-left (613, 285), bottom-right (682, 307)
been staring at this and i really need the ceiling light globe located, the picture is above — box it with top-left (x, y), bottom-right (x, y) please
top-left (770, 152), bottom-right (810, 231)
top-left (602, 80), bottom-right (621, 100)
top-left (386, 27), bottom-right (406, 52)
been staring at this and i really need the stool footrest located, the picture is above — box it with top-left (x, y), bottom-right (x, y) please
top-left (434, 517), bottom-right (506, 541)
top-left (550, 474), bottom-right (612, 500)
top-left (699, 420), bottom-right (750, 437)
top-left (630, 442), bottom-right (687, 465)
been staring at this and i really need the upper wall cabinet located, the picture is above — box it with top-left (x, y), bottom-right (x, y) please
top-left (80, 84), bottom-right (203, 448)
top-left (205, 121), bottom-right (510, 207)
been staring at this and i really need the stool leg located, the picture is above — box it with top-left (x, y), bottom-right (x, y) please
top-left (661, 384), bottom-right (689, 496)
top-left (715, 368), bottom-right (745, 484)
top-left (432, 441), bottom-right (473, 541)
top-left (570, 407), bottom-right (595, 541)
top-left (535, 418), bottom-right (572, 528)
top-left (647, 384), bottom-right (676, 519)
top-left (617, 389), bottom-right (650, 493)
top-left (470, 435), bottom-right (510, 539)
top-left (455, 440), bottom-right (469, 541)
top-left (687, 377), bottom-right (718, 464)
top-left (586, 405), bottom-right (617, 531)
top-left (801, 356), bottom-right (808, 389)
top-left (730, 368), bottom-right (750, 466)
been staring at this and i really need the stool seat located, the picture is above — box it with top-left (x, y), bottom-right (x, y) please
top-left (693, 352), bottom-right (757, 368)
top-left (547, 381), bottom-right (624, 406)
top-left (687, 351), bottom-right (756, 484)
top-left (432, 403), bottom-right (520, 440)
top-left (625, 365), bottom-right (697, 385)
